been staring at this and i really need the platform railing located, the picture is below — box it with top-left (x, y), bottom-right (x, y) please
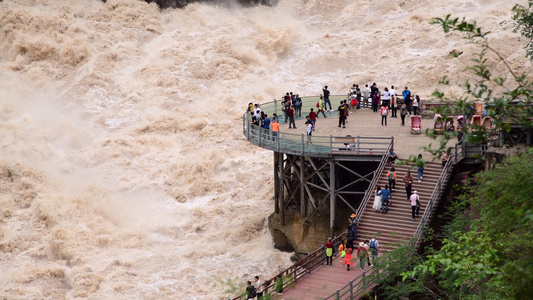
top-left (243, 96), bottom-right (392, 156)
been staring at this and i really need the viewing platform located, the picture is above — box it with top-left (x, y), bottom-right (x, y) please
top-left (235, 95), bottom-right (464, 300)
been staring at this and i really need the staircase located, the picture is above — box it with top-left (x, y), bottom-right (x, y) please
top-left (357, 161), bottom-right (443, 253)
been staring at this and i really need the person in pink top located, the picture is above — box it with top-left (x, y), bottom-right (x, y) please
top-left (380, 104), bottom-right (389, 126)
top-left (410, 190), bottom-right (420, 220)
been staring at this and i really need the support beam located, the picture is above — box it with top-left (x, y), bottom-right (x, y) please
top-left (279, 152), bottom-right (285, 226)
top-left (329, 160), bottom-right (335, 238)
top-left (274, 152), bottom-right (279, 214)
top-left (300, 155), bottom-right (306, 218)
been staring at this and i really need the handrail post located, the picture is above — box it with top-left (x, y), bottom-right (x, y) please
top-left (357, 136), bottom-right (360, 152)
top-left (259, 127), bottom-right (262, 147)
top-left (350, 280), bottom-right (354, 299)
top-left (301, 134), bottom-right (304, 154)
top-left (330, 135), bottom-right (333, 153)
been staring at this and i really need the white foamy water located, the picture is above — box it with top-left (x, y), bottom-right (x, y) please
top-left (0, 0), bottom-right (528, 299)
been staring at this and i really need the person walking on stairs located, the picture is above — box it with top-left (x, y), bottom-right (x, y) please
top-left (369, 238), bottom-right (380, 263)
top-left (403, 171), bottom-right (413, 200)
top-left (381, 185), bottom-right (392, 213)
top-left (387, 167), bottom-right (397, 191)
top-left (410, 190), bottom-right (421, 220)
top-left (415, 154), bottom-right (426, 182)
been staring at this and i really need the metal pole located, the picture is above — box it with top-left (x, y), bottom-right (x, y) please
top-left (279, 152), bottom-right (285, 226)
top-left (300, 155), bottom-right (306, 218)
top-left (274, 152), bottom-right (279, 214)
top-left (330, 160), bottom-right (335, 238)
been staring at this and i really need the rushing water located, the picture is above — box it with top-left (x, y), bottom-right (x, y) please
top-left (0, 0), bottom-right (528, 299)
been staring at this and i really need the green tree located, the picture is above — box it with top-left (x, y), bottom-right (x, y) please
top-left (512, 0), bottom-right (533, 60)
top-left (423, 15), bottom-right (533, 158)
top-left (402, 149), bottom-right (533, 299)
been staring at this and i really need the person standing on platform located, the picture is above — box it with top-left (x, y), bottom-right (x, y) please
top-left (403, 87), bottom-right (412, 115)
top-left (263, 114), bottom-right (271, 130)
top-left (355, 85), bottom-right (362, 109)
top-left (338, 101), bottom-right (346, 128)
top-left (363, 240), bottom-right (373, 267)
top-left (410, 190), bottom-right (421, 220)
top-left (403, 171), bottom-right (413, 200)
top-left (308, 108), bottom-right (317, 130)
top-left (270, 119), bottom-right (279, 141)
top-left (371, 83), bottom-right (380, 113)
top-left (324, 238), bottom-right (334, 266)
top-left (349, 92), bottom-right (358, 113)
top-left (382, 87), bottom-right (390, 108)
top-left (381, 185), bottom-right (392, 213)
top-left (318, 96), bottom-right (327, 118)
top-left (380, 104), bottom-right (389, 126)
top-left (287, 106), bottom-right (296, 129)
top-left (416, 154), bottom-right (426, 182)
top-left (344, 242), bottom-right (354, 271)
top-left (323, 85), bottom-right (332, 111)
top-left (413, 95), bottom-right (420, 115)
top-left (293, 94), bottom-right (302, 117)
top-left (363, 84), bottom-right (370, 110)
top-left (390, 85), bottom-right (398, 117)
top-left (338, 241), bottom-right (346, 266)
top-left (400, 102), bottom-right (408, 126)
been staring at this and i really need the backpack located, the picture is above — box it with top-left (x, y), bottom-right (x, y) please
top-left (388, 172), bottom-right (394, 181)
top-left (250, 285), bottom-right (257, 297)
top-left (316, 102), bottom-right (319, 108)
top-left (369, 240), bottom-right (377, 249)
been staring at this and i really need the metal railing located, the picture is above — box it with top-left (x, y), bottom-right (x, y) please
top-left (322, 143), bottom-right (464, 300)
top-left (412, 142), bottom-right (463, 246)
top-left (243, 96), bottom-right (392, 156)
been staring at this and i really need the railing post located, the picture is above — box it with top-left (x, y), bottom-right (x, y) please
top-left (259, 127), bottom-right (262, 146)
top-left (301, 134), bottom-right (304, 154)
top-left (330, 135), bottom-right (333, 153)
top-left (357, 136), bottom-right (360, 152)
top-left (350, 280), bottom-right (354, 299)
top-left (277, 132), bottom-right (281, 151)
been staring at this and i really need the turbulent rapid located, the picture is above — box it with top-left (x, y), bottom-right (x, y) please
top-left (0, 0), bottom-right (528, 299)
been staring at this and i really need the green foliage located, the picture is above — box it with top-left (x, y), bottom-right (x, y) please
top-left (512, 0), bottom-right (533, 60)
top-left (402, 149), bottom-right (533, 299)
top-left (423, 15), bottom-right (533, 158)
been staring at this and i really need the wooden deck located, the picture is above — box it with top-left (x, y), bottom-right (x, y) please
top-left (280, 263), bottom-right (367, 300)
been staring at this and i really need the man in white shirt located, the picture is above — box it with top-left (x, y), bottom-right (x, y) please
top-left (389, 86), bottom-right (398, 118)
top-left (410, 190), bottom-right (420, 220)
top-left (254, 275), bottom-right (263, 299)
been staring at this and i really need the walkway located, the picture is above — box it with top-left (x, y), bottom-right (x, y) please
top-left (279, 162), bottom-right (444, 300)
top-left (235, 97), bottom-right (459, 300)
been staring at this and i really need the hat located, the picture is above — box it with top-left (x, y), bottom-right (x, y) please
top-left (350, 213), bottom-right (356, 218)
top-left (359, 242), bottom-right (364, 247)
top-left (413, 190), bottom-right (418, 194)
